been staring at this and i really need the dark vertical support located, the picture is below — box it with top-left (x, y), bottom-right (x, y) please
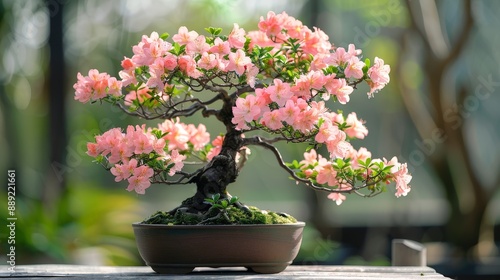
top-left (45, 0), bottom-right (66, 204)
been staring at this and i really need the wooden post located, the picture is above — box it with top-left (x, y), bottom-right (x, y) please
top-left (391, 239), bottom-right (427, 266)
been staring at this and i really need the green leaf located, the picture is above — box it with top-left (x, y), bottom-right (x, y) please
top-left (204, 27), bottom-right (222, 36)
top-left (170, 42), bottom-right (185, 56)
top-left (335, 158), bottom-right (345, 169)
top-left (364, 58), bottom-right (371, 68)
top-left (160, 32), bottom-right (170, 40)
top-left (229, 196), bottom-right (239, 204)
top-left (212, 193), bottom-right (221, 202)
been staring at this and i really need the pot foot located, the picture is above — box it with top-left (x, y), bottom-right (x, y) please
top-left (151, 265), bottom-right (194, 274)
top-left (247, 264), bottom-right (288, 274)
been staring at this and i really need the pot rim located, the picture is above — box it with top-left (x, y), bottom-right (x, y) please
top-left (132, 221), bottom-right (306, 229)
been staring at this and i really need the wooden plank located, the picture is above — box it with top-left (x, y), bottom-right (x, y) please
top-left (1, 265), bottom-right (451, 279)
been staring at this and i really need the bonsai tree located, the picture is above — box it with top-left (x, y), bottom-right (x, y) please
top-left (74, 11), bottom-right (411, 224)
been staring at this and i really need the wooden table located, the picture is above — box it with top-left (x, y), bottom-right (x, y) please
top-left (1, 265), bottom-right (451, 279)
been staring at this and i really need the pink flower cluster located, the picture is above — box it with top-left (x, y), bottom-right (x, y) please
top-left (74, 12), bottom-right (390, 107)
top-left (87, 120), bottom-right (212, 194)
top-left (232, 88), bottom-right (368, 158)
top-left (74, 69), bottom-right (122, 103)
top-left (382, 157), bottom-right (412, 198)
top-left (298, 149), bottom-right (412, 205)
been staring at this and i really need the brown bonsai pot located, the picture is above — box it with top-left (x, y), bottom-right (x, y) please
top-left (132, 222), bottom-right (305, 274)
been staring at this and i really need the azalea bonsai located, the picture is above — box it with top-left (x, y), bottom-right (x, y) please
top-left (74, 11), bottom-right (411, 225)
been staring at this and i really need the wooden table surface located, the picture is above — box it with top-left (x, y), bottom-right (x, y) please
top-left (1, 265), bottom-right (451, 279)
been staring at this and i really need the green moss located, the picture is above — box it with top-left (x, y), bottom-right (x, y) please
top-left (142, 205), bottom-right (298, 225)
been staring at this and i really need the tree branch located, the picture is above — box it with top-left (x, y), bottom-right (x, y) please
top-left (245, 136), bottom-right (385, 197)
top-left (151, 168), bottom-right (202, 185)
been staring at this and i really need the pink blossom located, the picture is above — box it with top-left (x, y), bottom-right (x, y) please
top-left (327, 193), bottom-right (346, 205)
top-left (311, 53), bottom-right (328, 71)
top-left (168, 149), bottom-right (186, 176)
top-left (111, 158), bottom-right (138, 182)
top-left (109, 143), bottom-right (133, 164)
top-left (107, 77), bottom-right (122, 97)
top-left (126, 164), bottom-right (154, 194)
top-left (232, 95), bottom-right (261, 130)
top-left (383, 157), bottom-right (412, 197)
top-left (228, 23), bottom-right (246, 49)
top-left (344, 56), bottom-right (365, 79)
top-left (368, 57), bottom-right (390, 84)
top-left (367, 57), bottom-right (390, 97)
top-left (300, 149), bottom-right (318, 167)
top-left (294, 106), bottom-right (320, 133)
top-left (306, 71), bottom-right (327, 90)
top-left (187, 123), bottom-right (211, 151)
top-left (349, 147), bottom-right (372, 168)
top-left (133, 132), bottom-right (154, 155)
top-left (159, 118), bottom-right (190, 151)
top-left (178, 55), bottom-right (202, 78)
top-left (246, 64), bottom-right (259, 88)
top-left (73, 69), bottom-right (112, 103)
top-left (344, 112), bottom-right (368, 139)
top-left (121, 57), bottom-right (135, 70)
top-left (310, 101), bottom-right (327, 115)
top-left (302, 27), bottom-right (331, 55)
top-left (247, 31), bottom-right (277, 48)
top-left (152, 137), bottom-right (166, 155)
top-left (119, 68), bottom-right (136, 87)
top-left (255, 88), bottom-right (272, 107)
top-left (316, 164), bottom-right (338, 187)
top-left (127, 175), bottom-right (151, 194)
top-left (325, 44), bottom-right (361, 66)
top-left (172, 26), bottom-right (199, 45)
top-left (209, 37), bottom-right (230, 55)
top-left (74, 73), bottom-right (93, 103)
top-left (227, 49), bottom-right (251, 75)
top-left (258, 11), bottom-right (286, 39)
top-left (291, 76), bottom-right (312, 99)
top-left (147, 57), bottom-right (167, 89)
top-left (268, 79), bottom-right (292, 106)
top-left (261, 110), bottom-right (283, 130)
top-left (324, 77), bottom-right (353, 104)
top-left (394, 163), bottom-right (412, 197)
top-left (323, 128), bottom-right (351, 158)
top-left (315, 121), bottom-right (341, 144)
top-left (87, 143), bottom-right (99, 157)
top-left (125, 86), bottom-right (152, 106)
top-left (282, 14), bottom-right (305, 40)
top-left (134, 165), bottom-right (154, 178)
top-left (131, 32), bottom-right (171, 66)
top-left (279, 99), bottom-right (300, 125)
top-left (206, 136), bottom-right (224, 161)
top-left (111, 164), bottom-right (127, 182)
top-left (329, 139), bottom-right (353, 159)
top-left (95, 128), bottom-right (123, 156)
top-left (186, 35), bottom-right (210, 55)
top-left (197, 52), bottom-right (218, 70)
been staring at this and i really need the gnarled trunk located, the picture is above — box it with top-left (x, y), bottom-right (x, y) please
top-left (171, 93), bottom-right (244, 214)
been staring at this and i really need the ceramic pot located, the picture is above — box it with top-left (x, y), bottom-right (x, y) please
top-left (132, 222), bottom-right (305, 274)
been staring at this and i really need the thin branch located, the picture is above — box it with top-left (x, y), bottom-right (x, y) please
top-left (151, 168), bottom-right (202, 185)
top-left (247, 136), bottom-right (384, 197)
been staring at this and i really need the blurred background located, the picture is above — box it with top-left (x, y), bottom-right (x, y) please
top-left (0, 0), bottom-right (499, 278)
